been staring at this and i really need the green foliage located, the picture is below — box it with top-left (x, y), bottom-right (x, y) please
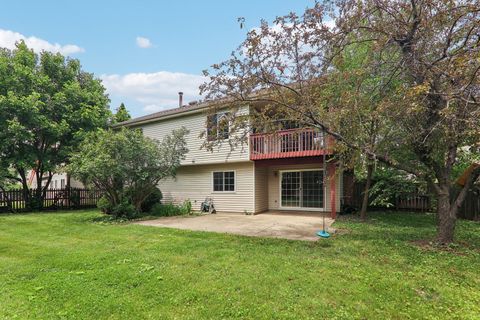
top-left (0, 167), bottom-right (21, 191)
top-left (328, 41), bottom-right (403, 171)
top-left (97, 196), bottom-right (137, 219)
top-left (68, 189), bottom-right (81, 207)
top-left (140, 188), bottom-right (163, 213)
top-left (0, 41), bottom-right (110, 208)
top-left (111, 200), bottom-right (137, 219)
top-left (149, 200), bottom-right (193, 217)
top-left (366, 167), bottom-right (421, 208)
top-left (451, 148), bottom-right (480, 182)
top-left (113, 103), bottom-right (131, 123)
top-left (96, 195), bottom-right (111, 214)
top-left (68, 128), bottom-right (188, 218)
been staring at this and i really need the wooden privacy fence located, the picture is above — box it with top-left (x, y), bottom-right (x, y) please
top-left (346, 186), bottom-right (431, 212)
top-left (346, 180), bottom-right (480, 220)
top-left (395, 193), bottom-right (431, 212)
top-left (0, 188), bottom-right (102, 213)
top-left (454, 189), bottom-right (480, 221)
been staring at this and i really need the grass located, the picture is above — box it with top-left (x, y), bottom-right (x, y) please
top-left (0, 210), bottom-right (479, 319)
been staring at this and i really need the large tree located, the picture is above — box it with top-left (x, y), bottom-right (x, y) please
top-left (0, 42), bottom-right (110, 210)
top-left (201, 0), bottom-right (480, 243)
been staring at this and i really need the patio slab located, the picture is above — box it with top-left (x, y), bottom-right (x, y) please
top-left (135, 212), bottom-right (335, 241)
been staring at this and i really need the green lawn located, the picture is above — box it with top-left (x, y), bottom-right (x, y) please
top-left (0, 211), bottom-right (479, 319)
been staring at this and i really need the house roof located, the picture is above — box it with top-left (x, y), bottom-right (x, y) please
top-left (113, 100), bottom-right (213, 128)
top-left (113, 88), bottom-right (271, 128)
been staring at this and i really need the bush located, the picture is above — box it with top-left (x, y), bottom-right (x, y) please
top-left (112, 201), bottom-right (137, 219)
top-left (141, 188), bottom-right (163, 213)
top-left (69, 189), bottom-right (81, 208)
top-left (149, 200), bottom-right (192, 217)
top-left (97, 195), bottom-right (111, 214)
top-left (97, 195), bottom-right (138, 219)
top-left (68, 127), bottom-right (188, 220)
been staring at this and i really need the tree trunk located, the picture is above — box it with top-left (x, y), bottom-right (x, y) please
top-left (436, 187), bottom-right (456, 244)
top-left (17, 168), bottom-right (32, 211)
top-left (34, 169), bottom-right (44, 211)
top-left (360, 162), bottom-right (374, 221)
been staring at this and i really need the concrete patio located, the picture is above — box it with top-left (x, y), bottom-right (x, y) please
top-left (135, 211), bottom-right (335, 241)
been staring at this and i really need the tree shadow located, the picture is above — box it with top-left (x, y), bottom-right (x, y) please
top-left (335, 211), bottom-right (480, 252)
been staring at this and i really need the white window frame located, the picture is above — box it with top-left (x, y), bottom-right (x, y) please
top-left (212, 170), bottom-right (236, 193)
top-left (207, 112), bottom-right (230, 141)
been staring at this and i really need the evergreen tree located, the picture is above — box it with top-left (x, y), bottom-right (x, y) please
top-left (114, 103), bottom-right (131, 123)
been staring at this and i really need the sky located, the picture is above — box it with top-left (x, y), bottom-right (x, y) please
top-left (0, 0), bottom-right (315, 117)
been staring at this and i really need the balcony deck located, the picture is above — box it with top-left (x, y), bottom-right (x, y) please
top-left (249, 128), bottom-right (332, 160)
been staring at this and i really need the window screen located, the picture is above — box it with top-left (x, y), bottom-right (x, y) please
top-left (213, 171), bottom-right (235, 191)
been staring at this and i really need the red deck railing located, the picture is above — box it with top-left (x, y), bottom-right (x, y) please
top-left (249, 128), bottom-right (331, 160)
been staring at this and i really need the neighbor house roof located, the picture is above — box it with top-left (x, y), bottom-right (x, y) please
top-left (456, 163), bottom-right (480, 186)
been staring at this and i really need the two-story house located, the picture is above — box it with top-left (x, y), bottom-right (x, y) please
top-left (118, 100), bottom-right (346, 219)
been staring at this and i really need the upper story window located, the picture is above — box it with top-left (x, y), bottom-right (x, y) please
top-left (213, 171), bottom-right (235, 192)
top-left (207, 112), bottom-right (230, 141)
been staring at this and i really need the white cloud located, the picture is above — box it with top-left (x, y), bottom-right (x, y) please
top-left (0, 29), bottom-right (84, 55)
top-left (136, 36), bottom-right (152, 48)
top-left (101, 71), bottom-right (205, 114)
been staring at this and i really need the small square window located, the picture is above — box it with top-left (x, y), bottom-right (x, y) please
top-left (213, 171), bottom-right (235, 192)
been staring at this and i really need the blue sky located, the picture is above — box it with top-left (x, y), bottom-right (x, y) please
top-left (0, 0), bottom-right (314, 117)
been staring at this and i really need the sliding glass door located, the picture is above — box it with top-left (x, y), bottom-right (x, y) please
top-left (280, 170), bottom-right (324, 210)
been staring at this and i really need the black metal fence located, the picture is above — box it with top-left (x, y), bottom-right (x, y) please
top-left (0, 188), bottom-right (102, 213)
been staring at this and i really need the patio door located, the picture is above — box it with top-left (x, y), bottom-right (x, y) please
top-left (280, 170), bottom-right (324, 210)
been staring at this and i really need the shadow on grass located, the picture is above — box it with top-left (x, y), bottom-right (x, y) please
top-left (336, 211), bottom-right (480, 251)
top-left (87, 211), bottom-right (198, 225)
top-left (0, 208), bottom-right (98, 218)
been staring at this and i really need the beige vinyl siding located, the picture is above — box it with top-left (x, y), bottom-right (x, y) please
top-left (254, 166), bottom-right (269, 213)
top-left (136, 106), bottom-right (249, 166)
top-left (266, 163), bottom-right (342, 212)
top-left (158, 162), bottom-right (255, 213)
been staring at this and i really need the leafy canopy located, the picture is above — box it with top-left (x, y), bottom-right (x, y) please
top-left (0, 41), bottom-right (110, 198)
top-left (68, 128), bottom-right (189, 217)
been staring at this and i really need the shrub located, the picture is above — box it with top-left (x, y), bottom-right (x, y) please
top-left (69, 127), bottom-right (188, 219)
top-left (149, 200), bottom-right (192, 217)
top-left (97, 195), bottom-right (111, 214)
top-left (112, 201), bottom-right (137, 219)
top-left (68, 189), bottom-right (81, 208)
top-left (97, 195), bottom-right (137, 219)
top-left (141, 188), bottom-right (163, 213)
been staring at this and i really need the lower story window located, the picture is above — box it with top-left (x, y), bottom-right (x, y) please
top-left (213, 171), bottom-right (235, 192)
